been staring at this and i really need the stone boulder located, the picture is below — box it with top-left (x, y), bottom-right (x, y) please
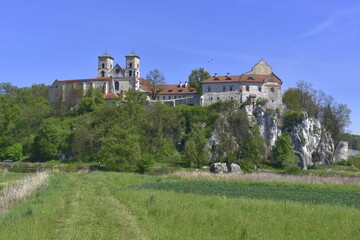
top-left (230, 163), bottom-right (243, 173)
top-left (210, 162), bottom-right (228, 173)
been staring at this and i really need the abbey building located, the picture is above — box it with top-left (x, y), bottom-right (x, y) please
top-left (49, 51), bottom-right (282, 109)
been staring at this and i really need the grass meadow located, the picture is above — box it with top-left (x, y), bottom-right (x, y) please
top-left (0, 171), bottom-right (359, 239)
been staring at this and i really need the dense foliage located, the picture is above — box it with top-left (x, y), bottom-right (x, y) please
top-left (0, 82), bottom-right (268, 171)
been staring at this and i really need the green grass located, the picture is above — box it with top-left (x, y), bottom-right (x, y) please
top-left (0, 172), bottom-right (360, 239)
top-left (133, 179), bottom-right (360, 208)
top-left (0, 170), bottom-right (31, 185)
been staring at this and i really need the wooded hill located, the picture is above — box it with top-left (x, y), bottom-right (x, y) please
top-left (0, 81), bottom-right (353, 172)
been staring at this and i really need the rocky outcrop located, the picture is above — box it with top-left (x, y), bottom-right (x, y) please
top-left (245, 105), bottom-right (348, 169)
top-left (230, 163), bottom-right (243, 173)
top-left (210, 163), bottom-right (229, 173)
top-left (210, 162), bottom-right (242, 174)
top-left (288, 116), bottom-right (348, 169)
top-left (244, 105), bottom-right (281, 147)
top-left (209, 104), bottom-right (349, 170)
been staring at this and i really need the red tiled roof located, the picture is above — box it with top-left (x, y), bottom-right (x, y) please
top-left (139, 79), bottom-right (197, 95)
top-left (239, 74), bottom-right (268, 82)
top-left (249, 94), bottom-right (257, 98)
top-left (104, 92), bottom-right (118, 99)
top-left (202, 75), bottom-right (241, 83)
top-left (57, 77), bottom-right (112, 82)
top-left (202, 74), bottom-right (269, 83)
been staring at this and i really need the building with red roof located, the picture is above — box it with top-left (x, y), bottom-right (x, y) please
top-left (201, 59), bottom-right (282, 109)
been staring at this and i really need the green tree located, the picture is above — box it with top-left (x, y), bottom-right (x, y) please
top-left (99, 127), bottom-right (142, 172)
top-left (183, 123), bottom-right (208, 168)
top-left (188, 68), bottom-right (211, 94)
top-left (242, 124), bottom-right (265, 169)
top-left (272, 134), bottom-right (295, 168)
top-left (77, 88), bottom-right (105, 115)
top-left (0, 82), bottom-right (17, 96)
top-left (6, 143), bottom-right (23, 161)
top-left (31, 118), bottom-right (71, 161)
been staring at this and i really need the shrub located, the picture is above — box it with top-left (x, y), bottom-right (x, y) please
top-left (272, 134), bottom-right (295, 168)
top-left (335, 160), bottom-right (352, 166)
top-left (256, 98), bottom-right (267, 106)
top-left (348, 157), bottom-right (360, 169)
top-left (241, 99), bottom-right (251, 106)
top-left (285, 166), bottom-right (303, 175)
top-left (283, 110), bottom-right (305, 129)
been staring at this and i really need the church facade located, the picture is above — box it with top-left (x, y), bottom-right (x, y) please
top-left (49, 51), bottom-right (141, 105)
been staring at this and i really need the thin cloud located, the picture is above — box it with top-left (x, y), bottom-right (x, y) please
top-left (297, 4), bottom-right (360, 39)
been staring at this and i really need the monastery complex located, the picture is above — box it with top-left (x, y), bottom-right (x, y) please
top-left (49, 51), bottom-right (283, 109)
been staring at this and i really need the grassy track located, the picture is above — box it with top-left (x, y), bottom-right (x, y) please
top-left (0, 172), bottom-right (359, 239)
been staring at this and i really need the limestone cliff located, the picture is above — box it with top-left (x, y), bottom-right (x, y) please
top-left (244, 105), bottom-right (348, 169)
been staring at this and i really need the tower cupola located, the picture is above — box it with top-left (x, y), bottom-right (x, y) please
top-left (97, 51), bottom-right (114, 78)
top-left (125, 51), bottom-right (140, 79)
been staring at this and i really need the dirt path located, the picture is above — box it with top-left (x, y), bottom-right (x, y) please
top-left (52, 174), bottom-right (147, 240)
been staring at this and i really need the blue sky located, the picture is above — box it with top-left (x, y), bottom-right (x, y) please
top-left (0, 0), bottom-right (359, 133)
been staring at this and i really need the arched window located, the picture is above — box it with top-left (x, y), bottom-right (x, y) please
top-left (115, 81), bottom-right (119, 90)
top-left (101, 71), bottom-right (105, 77)
top-left (129, 70), bottom-right (132, 77)
top-left (102, 63), bottom-right (105, 68)
top-left (115, 68), bottom-right (120, 74)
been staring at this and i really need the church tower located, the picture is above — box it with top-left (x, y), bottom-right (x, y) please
top-left (97, 52), bottom-right (114, 78)
top-left (125, 51), bottom-right (140, 89)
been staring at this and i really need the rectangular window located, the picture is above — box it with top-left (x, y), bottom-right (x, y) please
top-left (246, 85), bottom-right (249, 91)
top-left (168, 96), bottom-right (171, 99)
top-left (271, 87), bottom-right (274, 93)
top-left (230, 86), bottom-right (233, 91)
top-left (163, 96), bottom-right (165, 100)
top-left (157, 96), bottom-right (159, 100)
top-left (208, 87), bottom-right (211, 92)
top-left (223, 86), bottom-right (226, 92)
top-left (174, 96), bottom-right (177, 99)
top-left (258, 87), bottom-right (262, 92)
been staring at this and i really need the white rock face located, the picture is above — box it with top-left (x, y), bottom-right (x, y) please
top-left (288, 116), bottom-right (348, 169)
top-left (245, 105), bottom-right (348, 169)
top-left (244, 105), bottom-right (281, 148)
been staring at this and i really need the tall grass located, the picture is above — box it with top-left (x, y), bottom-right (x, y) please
top-left (0, 171), bottom-right (49, 212)
top-left (0, 172), bottom-right (359, 239)
top-left (171, 171), bottom-right (360, 186)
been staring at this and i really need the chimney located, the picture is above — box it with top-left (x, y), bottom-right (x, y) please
top-left (179, 81), bottom-right (182, 87)
top-left (214, 73), bottom-right (218, 77)
top-left (185, 81), bottom-right (188, 87)
top-left (227, 72), bottom-right (230, 77)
